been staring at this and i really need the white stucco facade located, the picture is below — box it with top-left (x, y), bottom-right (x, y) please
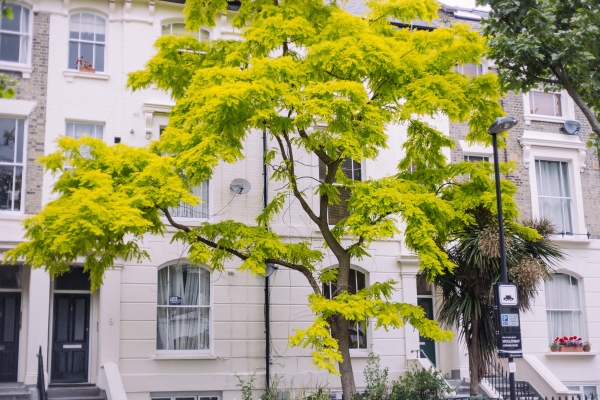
top-left (1, 1), bottom-right (600, 399)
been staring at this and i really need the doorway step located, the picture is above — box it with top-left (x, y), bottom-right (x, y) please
top-left (0, 383), bottom-right (36, 400)
top-left (47, 384), bottom-right (106, 400)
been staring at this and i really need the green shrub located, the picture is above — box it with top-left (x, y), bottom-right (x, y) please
top-left (389, 366), bottom-right (452, 400)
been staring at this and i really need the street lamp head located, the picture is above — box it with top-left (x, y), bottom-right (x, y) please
top-left (488, 117), bottom-right (518, 135)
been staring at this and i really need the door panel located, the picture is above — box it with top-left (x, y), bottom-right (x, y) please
top-left (417, 297), bottom-right (437, 366)
top-left (0, 292), bottom-right (21, 382)
top-left (51, 293), bottom-right (90, 383)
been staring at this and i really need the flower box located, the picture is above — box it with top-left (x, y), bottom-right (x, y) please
top-left (79, 67), bottom-right (96, 73)
top-left (560, 345), bottom-right (584, 352)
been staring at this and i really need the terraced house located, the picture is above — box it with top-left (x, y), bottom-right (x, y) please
top-left (0, 1), bottom-right (599, 400)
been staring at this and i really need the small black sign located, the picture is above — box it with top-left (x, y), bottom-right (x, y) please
top-left (494, 283), bottom-right (523, 358)
top-left (169, 296), bottom-right (182, 305)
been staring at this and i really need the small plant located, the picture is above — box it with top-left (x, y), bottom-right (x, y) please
top-left (554, 336), bottom-right (583, 347)
top-left (587, 132), bottom-right (600, 160)
top-left (363, 351), bottom-right (389, 400)
top-left (75, 56), bottom-right (93, 70)
top-left (549, 342), bottom-right (560, 351)
top-left (388, 366), bottom-right (452, 400)
top-left (236, 372), bottom-right (257, 400)
top-left (583, 341), bottom-right (592, 352)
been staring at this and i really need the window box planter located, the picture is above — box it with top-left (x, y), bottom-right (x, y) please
top-left (560, 345), bottom-right (584, 352)
top-left (79, 67), bottom-right (96, 73)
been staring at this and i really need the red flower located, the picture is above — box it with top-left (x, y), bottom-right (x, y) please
top-left (578, 338), bottom-right (582, 341)
top-left (555, 337), bottom-right (559, 342)
top-left (559, 338), bottom-right (565, 343)
top-left (564, 336), bottom-right (569, 340)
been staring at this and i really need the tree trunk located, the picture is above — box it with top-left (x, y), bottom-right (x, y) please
top-left (468, 313), bottom-right (480, 396)
top-left (332, 315), bottom-right (356, 399)
top-left (332, 253), bottom-right (356, 399)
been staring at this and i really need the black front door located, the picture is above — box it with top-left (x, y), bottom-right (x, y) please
top-left (51, 293), bottom-right (90, 383)
top-left (417, 297), bottom-right (437, 366)
top-left (0, 292), bottom-right (21, 382)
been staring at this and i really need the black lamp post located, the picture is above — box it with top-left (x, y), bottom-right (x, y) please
top-left (488, 116), bottom-right (518, 400)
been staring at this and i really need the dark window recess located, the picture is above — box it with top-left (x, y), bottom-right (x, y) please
top-left (318, 158), bottom-right (361, 225)
top-left (0, 266), bottom-right (22, 289)
top-left (464, 155), bottom-right (489, 162)
top-left (323, 268), bottom-right (367, 349)
top-left (54, 268), bottom-right (91, 291)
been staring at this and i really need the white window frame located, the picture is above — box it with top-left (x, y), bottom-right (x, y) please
top-left (0, 2), bottom-right (33, 78)
top-left (522, 89), bottom-right (575, 125)
top-left (456, 63), bottom-right (483, 77)
top-left (0, 113), bottom-right (28, 214)
top-left (459, 140), bottom-right (493, 161)
top-left (545, 273), bottom-right (584, 341)
top-left (156, 261), bottom-right (212, 356)
top-left (322, 265), bottom-right (370, 353)
top-left (520, 130), bottom-right (587, 239)
top-left (564, 384), bottom-right (598, 399)
top-left (67, 12), bottom-right (107, 72)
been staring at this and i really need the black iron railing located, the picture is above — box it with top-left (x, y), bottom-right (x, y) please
top-left (36, 346), bottom-right (47, 400)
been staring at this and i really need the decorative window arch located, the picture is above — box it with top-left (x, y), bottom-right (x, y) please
top-left (68, 12), bottom-right (106, 72)
top-left (545, 273), bottom-right (583, 340)
top-left (157, 262), bottom-right (211, 352)
top-left (0, 3), bottom-right (31, 65)
top-left (322, 267), bottom-right (368, 350)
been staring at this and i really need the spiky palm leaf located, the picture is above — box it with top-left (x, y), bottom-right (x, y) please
top-left (433, 210), bottom-right (564, 395)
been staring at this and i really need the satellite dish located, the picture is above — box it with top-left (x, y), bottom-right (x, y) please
top-left (561, 120), bottom-right (581, 135)
top-left (230, 178), bottom-right (251, 194)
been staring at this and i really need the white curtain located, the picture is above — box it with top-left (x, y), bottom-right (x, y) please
top-left (157, 264), bottom-right (210, 351)
top-left (545, 273), bottom-right (583, 339)
top-left (536, 160), bottom-right (572, 233)
top-left (156, 267), bottom-right (169, 350)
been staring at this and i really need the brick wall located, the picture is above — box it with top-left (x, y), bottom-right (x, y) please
top-left (1, 12), bottom-right (50, 214)
top-left (442, 7), bottom-right (600, 238)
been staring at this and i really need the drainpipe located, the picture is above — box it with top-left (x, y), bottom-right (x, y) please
top-left (263, 130), bottom-right (271, 391)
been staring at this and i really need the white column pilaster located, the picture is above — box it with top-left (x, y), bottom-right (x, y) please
top-left (96, 265), bottom-right (122, 382)
top-left (24, 268), bottom-right (51, 385)
top-left (398, 254), bottom-right (420, 364)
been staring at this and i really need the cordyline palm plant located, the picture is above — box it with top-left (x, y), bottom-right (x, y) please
top-left (433, 208), bottom-right (563, 396)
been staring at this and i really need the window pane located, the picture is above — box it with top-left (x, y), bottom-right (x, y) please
top-left (79, 42), bottom-right (93, 67)
top-left (94, 44), bottom-right (105, 72)
top-left (530, 91), bottom-right (561, 116)
top-left (328, 187), bottom-right (350, 225)
top-left (69, 13), bottom-right (80, 39)
top-left (200, 29), bottom-right (210, 42)
top-left (161, 24), bottom-right (171, 36)
top-left (199, 268), bottom-right (210, 306)
top-left (80, 13), bottom-right (95, 41)
top-left (546, 274), bottom-right (584, 340)
top-left (68, 41), bottom-right (79, 68)
top-left (168, 307), bottom-right (199, 350)
top-left (19, 34), bottom-right (28, 64)
top-left (21, 7), bottom-right (29, 34)
top-left (0, 166), bottom-right (15, 211)
top-left (460, 63), bottom-right (480, 77)
top-left (171, 23), bottom-right (186, 36)
top-left (169, 264), bottom-right (200, 306)
top-left (94, 15), bottom-right (105, 42)
top-left (570, 277), bottom-right (581, 309)
top-left (157, 307), bottom-right (168, 350)
top-left (158, 267), bottom-right (168, 305)
top-left (171, 181), bottom-right (209, 218)
top-left (54, 268), bottom-right (91, 290)
top-left (16, 119), bottom-right (24, 163)
top-left (1, 5), bottom-right (21, 32)
top-left (0, 118), bottom-right (16, 163)
top-left (0, 265), bottom-right (22, 289)
top-left (0, 33), bottom-right (20, 62)
top-left (12, 166), bottom-right (21, 211)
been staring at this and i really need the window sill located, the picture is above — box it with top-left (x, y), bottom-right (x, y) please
top-left (524, 114), bottom-right (570, 125)
top-left (0, 63), bottom-right (32, 78)
top-left (151, 354), bottom-right (216, 360)
top-left (549, 235), bottom-right (592, 244)
top-left (545, 352), bottom-right (596, 356)
top-left (64, 70), bottom-right (110, 83)
top-left (349, 351), bottom-right (372, 358)
top-left (0, 211), bottom-right (26, 220)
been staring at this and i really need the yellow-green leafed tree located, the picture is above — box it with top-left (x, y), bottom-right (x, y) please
top-left (5, 0), bottom-right (510, 396)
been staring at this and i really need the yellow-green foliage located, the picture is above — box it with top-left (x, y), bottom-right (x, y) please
top-left (5, 0), bottom-right (523, 376)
